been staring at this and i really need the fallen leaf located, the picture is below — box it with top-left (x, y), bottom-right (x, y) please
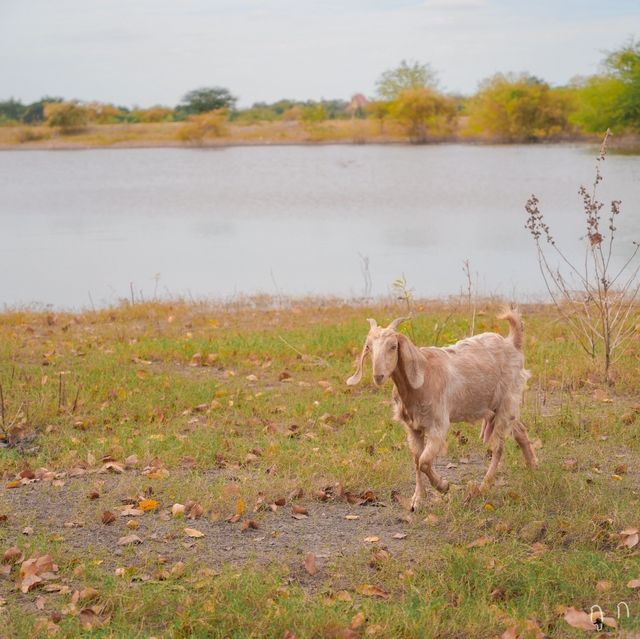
top-left (364, 536), bottom-right (380, 543)
top-left (235, 498), bottom-right (245, 518)
top-left (126, 520), bottom-right (139, 530)
top-left (392, 532), bottom-right (408, 540)
top-left (101, 462), bottom-right (125, 474)
top-left (304, 553), bottom-right (317, 576)
top-left (78, 586), bottom-right (99, 602)
top-left (101, 511), bottom-right (116, 525)
top-left (172, 503), bottom-right (186, 517)
top-left (627, 578), bottom-right (640, 588)
top-left (184, 528), bottom-right (205, 538)
top-left (563, 606), bottom-right (598, 631)
top-left (6, 481), bottom-right (21, 489)
top-left (15, 554), bottom-right (59, 593)
top-left (117, 534), bottom-right (142, 546)
top-left (292, 505), bottom-right (308, 516)
top-left (344, 515), bottom-right (359, 520)
top-left (350, 611), bottom-right (366, 630)
top-left (620, 528), bottom-right (639, 549)
top-left (467, 536), bottom-right (494, 548)
top-left (356, 584), bottom-right (390, 599)
top-left (596, 580), bottom-right (613, 592)
top-left (88, 491), bottom-right (100, 500)
top-left (138, 499), bottom-right (159, 512)
top-left (22, 526), bottom-right (34, 536)
top-left (3, 546), bottom-right (24, 564)
top-left (336, 590), bottom-right (352, 602)
top-left (239, 520), bottom-right (259, 532)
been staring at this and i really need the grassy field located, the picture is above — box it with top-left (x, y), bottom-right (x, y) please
top-left (1, 299), bottom-right (639, 638)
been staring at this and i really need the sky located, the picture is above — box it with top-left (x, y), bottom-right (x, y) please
top-left (0, 0), bottom-right (638, 108)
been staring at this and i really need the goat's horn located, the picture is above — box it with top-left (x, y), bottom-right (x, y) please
top-left (388, 316), bottom-right (411, 330)
top-left (367, 318), bottom-right (377, 329)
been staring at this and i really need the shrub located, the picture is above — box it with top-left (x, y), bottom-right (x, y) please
top-left (177, 111), bottom-right (228, 144)
top-left (45, 102), bottom-right (90, 134)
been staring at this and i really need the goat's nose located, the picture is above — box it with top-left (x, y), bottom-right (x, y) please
top-left (374, 374), bottom-right (385, 385)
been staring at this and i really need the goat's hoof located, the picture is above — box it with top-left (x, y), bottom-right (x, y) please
top-left (410, 496), bottom-right (421, 512)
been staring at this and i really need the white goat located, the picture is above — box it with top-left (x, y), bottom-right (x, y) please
top-left (346, 311), bottom-right (537, 510)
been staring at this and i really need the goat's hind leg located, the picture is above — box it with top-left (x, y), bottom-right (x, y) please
top-left (513, 420), bottom-right (538, 469)
top-left (406, 427), bottom-right (428, 511)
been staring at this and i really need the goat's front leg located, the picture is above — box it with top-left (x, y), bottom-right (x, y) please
top-left (418, 428), bottom-right (449, 494)
top-left (405, 427), bottom-right (427, 511)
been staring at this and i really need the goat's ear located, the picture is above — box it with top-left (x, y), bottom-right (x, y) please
top-left (346, 342), bottom-right (368, 386)
top-left (398, 334), bottom-right (425, 389)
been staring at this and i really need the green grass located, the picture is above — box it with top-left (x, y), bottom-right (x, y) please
top-left (1, 300), bottom-right (640, 638)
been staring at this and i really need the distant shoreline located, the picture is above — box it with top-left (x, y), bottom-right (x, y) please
top-left (1, 120), bottom-right (630, 152)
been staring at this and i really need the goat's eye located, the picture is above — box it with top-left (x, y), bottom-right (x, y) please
top-left (390, 344), bottom-right (397, 351)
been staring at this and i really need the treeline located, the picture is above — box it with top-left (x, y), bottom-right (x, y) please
top-left (1, 39), bottom-right (638, 143)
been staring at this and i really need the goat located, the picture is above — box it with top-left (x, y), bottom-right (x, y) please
top-left (346, 311), bottom-right (537, 510)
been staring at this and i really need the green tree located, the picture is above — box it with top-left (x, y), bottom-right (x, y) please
top-left (0, 99), bottom-right (26, 123)
top-left (603, 39), bottom-right (640, 131)
top-left (179, 87), bottom-right (237, 114)
top-left (465, 73), bottom-right (575, 141)
top-left (45, 102), bottom-right (90, 134)
top-left (376, 60), bottom-right (438, 100)
top-left (572, 75), bottom-right (625, 133)
top-left (389, 88), bottom-right (455, 142)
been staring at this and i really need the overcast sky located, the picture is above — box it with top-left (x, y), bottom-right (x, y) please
top-left (1, 0), bottom-right (638, 108)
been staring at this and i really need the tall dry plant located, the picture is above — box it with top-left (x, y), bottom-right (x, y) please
top-left (525, 130), bottom-right (640, 384)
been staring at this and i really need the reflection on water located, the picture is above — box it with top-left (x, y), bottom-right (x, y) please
top-left (1, 144), bottom-right (639, 309)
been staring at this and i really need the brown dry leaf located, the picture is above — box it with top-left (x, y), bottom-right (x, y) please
top-left (78, 586), bottom-right (99, 602)
top-left (596, 580), bottom-right (612, 592)
top-left (135, 369), bottom-right (148, 380)
top-left (138, 499), bottom-right (159, 512)
top-left (101, 462), bottom-right (125, 474)
top-left (282, 631), bottom-right (296, 639)
top-left (364, 536), bottom-right (380, 543)
top-left (126, 520), bottom-right (139, 530)
top-left (3, 546), bottom-right (24, 564)
top-left (6, 480), bottom-right (21, 489)
top-left (467, 536), bottom-right (494, 548)
top-left (344, 515), bottom-right (359, 521)
top-left (172, 503), bottom-right (186, 517)
top-left (392, 532), bottom-right (408, 540)
top-left (16, 554), bottom-right (59, 594)
top-left (117, 534), bottom-right (142, 546)
top-left (120, 506), bottom-right (144, 517)
top-left (273, 497), bottom-right (286, 507)
top-left (356, 583), bottom-right (390, 599)
top-left (304, 553), bottom-right (318, 576)
top-left (627, 578), bottom-right (640, 588)
top-left (239, 520), bottom-right (259, 532)
top-left (292, 505), bottom-right (308, 516)
top-left (235, 498), bottom-right (245, 518)
top-left (501, 627), bottom-right (518, 639)
top-left (101, 511), bottom-right (116, 525)
top-left (620, 528), bottom-right (639, 549)
top-left (184, 528), bottom-right (205, 538)
top-left (350, 611), bottom-right (366, 630)
top-left (424, 513), bottom-right (439, 526)
top-left (336, 590), bottom-right (353, 602)
top-left (88, 491), bottom-right (100, 500)
top-left (563, 606), bottom-right (597, 631)
top-left (78, 606), bottom-right (108, 630)
top-left (187, 502), bottom-right (204, 519)
top-left (171, 561), bottom-right (185, 576)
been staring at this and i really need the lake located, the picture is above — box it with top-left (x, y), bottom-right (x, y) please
top-left (1, 144), bottom-right (639, 309)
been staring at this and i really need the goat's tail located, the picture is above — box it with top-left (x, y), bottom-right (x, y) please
top-left (499, 307), bottom-right (524, 351)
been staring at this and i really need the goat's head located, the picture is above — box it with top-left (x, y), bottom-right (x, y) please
top-left (346, 317), bottom-right (425, 389)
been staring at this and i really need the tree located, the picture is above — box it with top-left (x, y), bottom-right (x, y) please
top-left (179, 87), bottom-right (236, 114)
top-left (45, 102), bottom-right (90, 133)
top-left (376, 60), bottom-right (438, 100)
top-left (0, 99), bottom-right (26, 123)
top-left (389, 88), bottom-right (455, 142)
top-left (465, 73), bottom-right (575, 141)
top-left (572, 75), bottom-right (626, 133)
top-left (603, 39), bottom-right (640, 131)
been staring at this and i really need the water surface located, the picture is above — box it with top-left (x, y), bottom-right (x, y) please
top-left (1, 144), bottom-right (639, 309)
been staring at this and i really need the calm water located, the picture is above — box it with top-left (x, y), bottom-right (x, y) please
top-left (1, 144), bottom-right (639, 309)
